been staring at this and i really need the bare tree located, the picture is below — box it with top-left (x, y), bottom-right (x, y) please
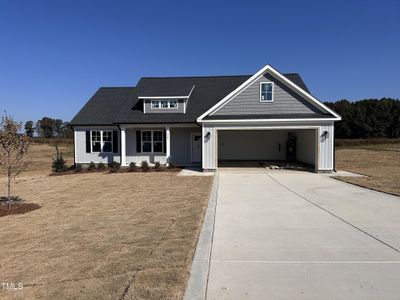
top-left (0, 116), bottom-right (30, 209)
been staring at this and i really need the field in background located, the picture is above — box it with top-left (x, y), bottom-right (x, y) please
top-left (25, 143), bottom-right (74, 176)
top-left (0, 142), bottom-right (213, 299)
top-left (335, 139), bottom-right (400, 196)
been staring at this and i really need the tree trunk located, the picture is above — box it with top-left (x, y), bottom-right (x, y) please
top-left (7, 169), bottom-right (11, 210)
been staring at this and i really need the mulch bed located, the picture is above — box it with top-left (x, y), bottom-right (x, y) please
top-left (0, 202), bottom-right (41, 217)
top-left (50, 167), bottom-right (182, 176)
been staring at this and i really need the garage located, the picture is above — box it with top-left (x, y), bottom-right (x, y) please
top-left (217, 129), bottom-right (318, 169)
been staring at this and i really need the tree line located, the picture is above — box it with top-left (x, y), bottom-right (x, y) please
top-left (24, 117), bottom-right (72, 139)
top-left (325, 98), bottom-right (400, 139)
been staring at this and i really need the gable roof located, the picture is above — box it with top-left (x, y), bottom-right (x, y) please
top-left (197, 65), bottom-right (341, 121)
top-left (70, 69), bottom-right (338, 126)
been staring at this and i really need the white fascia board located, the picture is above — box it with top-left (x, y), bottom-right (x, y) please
top-left (138, 96), bottom-right (189, 99)
top-left (184, 85), bottom-right (195, 113)
top-left (197, 64), bottom-right (342, 121)
top-left (199, 115), bottom-right (340, 124)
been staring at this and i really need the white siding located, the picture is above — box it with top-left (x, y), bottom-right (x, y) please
top-left (202, 124), bottom-right (217, 170)
top-left (318, 123), bottom-right (334, 170)
top-left (74, 126), bottom-right (120, 164)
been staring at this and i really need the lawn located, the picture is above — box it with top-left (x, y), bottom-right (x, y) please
top-left (0, 144), bottom-right (213, 299)
top-left (335, 142), bottom-right (400, 196)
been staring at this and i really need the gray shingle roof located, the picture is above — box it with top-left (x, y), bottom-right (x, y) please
top-left (70, 87), bottom-right (136, 125)
top-left (70, 73), bottom-right (316, 126)
top-left (137, 78), bottom-right (195, 97)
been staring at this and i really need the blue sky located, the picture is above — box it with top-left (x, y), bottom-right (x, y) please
top-left (1, 0), bottom-right (399, 123)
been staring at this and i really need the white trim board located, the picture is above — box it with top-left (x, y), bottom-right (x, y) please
top-left (197, 64), bottom-right (341, 121)
top-left (198, 118), bottom-right (336, 124)
top-left (138, 95), bottom-right (189, 99)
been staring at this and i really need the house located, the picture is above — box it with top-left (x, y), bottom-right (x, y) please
top-left (70, 64), bottom-right (341, 172)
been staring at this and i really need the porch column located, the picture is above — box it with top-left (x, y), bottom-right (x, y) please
top-left (120, 127), bottom-right (127, 166)
top-left (166, 127), bottom-right (170, 165)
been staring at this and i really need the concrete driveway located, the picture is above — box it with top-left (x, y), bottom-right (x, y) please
top-left (207, 169), bottom-right (400, 300)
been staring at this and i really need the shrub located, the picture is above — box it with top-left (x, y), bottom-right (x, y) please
top-left (154, 161), bottom-right (161, 171)
top-left (97, 162), bottom-right (106, 170)
top-left (141, 160), bottom-right (149, 172)
top-left (128, 162), bottom-right (137, 172)
top-left (52, 146), bottom-right (67, 173)
top-left (108, 161), bottom-right (121, 173)
top-left (167, 162), bottom-right (174, 169)
top-left (88, 161), bottom-right (96, 171)
top-left (74, 164), bottom-right (82, 173)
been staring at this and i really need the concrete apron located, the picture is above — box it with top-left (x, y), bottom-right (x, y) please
top-left (203, 168), bottom-right (400, 300)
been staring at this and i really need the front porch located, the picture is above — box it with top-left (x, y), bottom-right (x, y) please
top-left (119, 125), bottom-right (202, 167)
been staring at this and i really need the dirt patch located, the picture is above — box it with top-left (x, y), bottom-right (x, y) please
top-left (0, 202), bottom-right (41, 217)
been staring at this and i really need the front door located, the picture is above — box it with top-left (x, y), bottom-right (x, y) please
top-left (191, 133), bottom-right (202, 162)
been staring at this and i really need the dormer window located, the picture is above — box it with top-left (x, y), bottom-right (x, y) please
top-left (260, 82), bottom-right (274, 102)
top-left (151, 99), bottom-right (178, 109)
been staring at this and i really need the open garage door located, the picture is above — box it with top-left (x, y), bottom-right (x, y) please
top-left (217, 129), bottom-right (318, 170)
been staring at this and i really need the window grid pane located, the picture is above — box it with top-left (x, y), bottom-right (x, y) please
top-left (142, 131), bottom-right (152, 141)
top-left (103, 131), bottom-right (112, 141)
top-left (92, 131), bottom-right (101, 142)
top-left (153, 131), bottom-right (163, 141)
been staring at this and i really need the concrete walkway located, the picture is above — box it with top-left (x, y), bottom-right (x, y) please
top-left (206, 169), bottom-right (400, 300)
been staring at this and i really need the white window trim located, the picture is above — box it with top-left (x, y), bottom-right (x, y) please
top-left (90, 130), bottom-right (113, 153)
top-left (141, 130), bottom-right (164, 153)
top-left (260, 82), bottom-right (274, 103)
top-left (150, 99), bottom-right (179, 109)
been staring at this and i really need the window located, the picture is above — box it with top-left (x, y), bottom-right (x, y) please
top-left (91, 130), bottom-right (113, 153)
top-left (151, 100), bottom-right (160, 108)
top-left (169, 100), bottom-right (177, 108)
top-left (153, 131), bottom-right (163, 152)
top-left (141, 130), bottom-right (164, 153)
top-left (260, 82), bottom-right (274, 102)
top-left (142, 131), bottom-right (152, 152)
top-left (102, 131), bottom-right (112, 152)
top-left (91, 131), bottom-right (101, 152)
top-left (150, 100), bottom-right (178, 109)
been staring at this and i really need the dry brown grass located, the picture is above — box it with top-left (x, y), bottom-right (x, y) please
top-left (24, 144), bottom-right (74, 176)
top-left (336, 144), bottom-right (400, 196)
top-left (0, 144), bottom-right (213, 299)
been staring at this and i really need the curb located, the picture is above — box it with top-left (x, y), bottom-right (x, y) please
top-left (183, 172), bottom-right (219, 300)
